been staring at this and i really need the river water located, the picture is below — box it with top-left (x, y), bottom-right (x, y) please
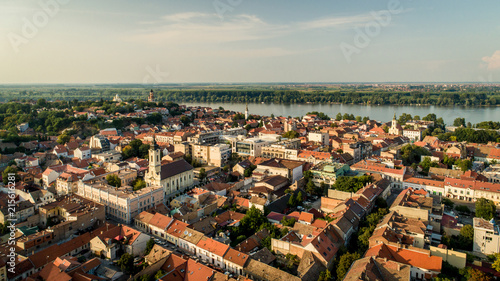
top-left (181, 102), bottom-right (500, 125)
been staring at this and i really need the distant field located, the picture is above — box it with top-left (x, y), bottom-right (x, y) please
top-left (0, 84), bottom-right (499, 106)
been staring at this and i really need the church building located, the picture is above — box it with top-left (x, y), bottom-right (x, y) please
top-left (145, 139), bottom-right (194, 198)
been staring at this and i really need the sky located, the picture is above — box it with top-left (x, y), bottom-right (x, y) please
top-left (1, 0), bottom-right (500, 84)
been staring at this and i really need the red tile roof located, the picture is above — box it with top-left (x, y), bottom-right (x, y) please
top-left (365, 243), bottom-right (442, 272)
top-left (196, 237), bottom-right (229, 257)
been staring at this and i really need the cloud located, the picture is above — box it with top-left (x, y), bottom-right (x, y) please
top-left (482, 50), bottom-right (500, 70)
top-left (162, 12), bottom-right (210, 22)
top-left (298, 14), bottom-right (374, 30)
top-left (125, 13), bottom-right (286, 44)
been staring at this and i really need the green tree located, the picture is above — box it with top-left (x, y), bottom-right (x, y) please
top-left (282, 130), bottom-right (299, 139)
top-left (317, 269), bottom-right (332, 281)
top-left (288, 193), bottom-right (296, 207)
top-left (458, 224), bottom-right (474, 250)
top-left (180, 115), bottom-right (190, 127)
top-left (57, 133), bottom-right (71, 144)
top-left (2, 166), bottom-right (19, 185)
top-left (296, 191), bottom-right (303, 206)
top-left (199, 168), bottom-right (207, 180)
top-left (336, 113), bottom-right (342, 121)
top-left (133, 178), bottom-right (146, 191)
top-left (106, 174), bottom-right (121, 188)
top-left (239, 206), bottom-right (267, 234)
top-left (280, 217), bottom-right (296, 227)
top-left (453, 118), bottom-right (466, 127)
top-left (419, 157), bottom-right (439, 173)
top-left (336, 252), bottom-right (360, 280)
top-left (475, 198), bottom-right (496, 220)
top-left (492, 254), bottom-right (500, 272)
top-left (154, 270), bottom-right (165, 280)
top-left (117, 253), bottom-right (133, 273)
top-left (457, 159), bottom-right (472, 172)
top-left (400, 144), bottom-right (431, 165)
top-left (144, 238), bottom-right (155, 255)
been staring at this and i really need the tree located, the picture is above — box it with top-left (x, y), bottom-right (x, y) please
top-left (282, 130), bottom-right (299, 139)
top-left (317, 269), bottom-right (332, 281)
top-left (117, 253), bottom-right (133, 273)
top-left (2, 166), bottom-right (19, 185)
top-left (280, 217), bottom-right (296, 227)
top-left (453, 118), bottom-right (466, 127)
top-left (419, 157), bottom-right (439, 173)
top-left (400, 144), bottom-right (431, 165)
top-left (296, 191), bottom-right (303, 206)
top-left (180, 115), bottom-right (190, 127)
top-left (144, 238), bottom-right (155, 255)
top-left (154, 270), bottom-right (165, 280)
top-left (239, 206), bottom-right (267, 234)
top-left (199, 168), bottom-right (207, 180)
top-left (303, 170), bottom-right (313, 181)
top-left (457, 159), bottom-right (472, 172)
top-left (305, 179), bottom-right (317, 195)
top-left (476, 198), bottom-right (496, 220)
top-left (467, 268), bottom-right (492, 281)
top-left (57, 133), bottom-right (71, 144)
top-left (288, 193), bottom-right (296, 207)
top-left (336, 252), bottom-right (361, 280)
top-left (332, 175), bottom-right (373, 193)
top-left (133, 178), bottom-right (146, 191)
top-left (492, 254), bottom-right (500, 272)
top-left (106, 174), bottom-right (121, 188)
top-left (336, 113), bottom-right (342, 121)
top-left (458, 224), bottom-right (474, 250)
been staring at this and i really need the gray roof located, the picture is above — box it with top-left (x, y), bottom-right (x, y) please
top-left (160, 159), bottom-right (193, 180)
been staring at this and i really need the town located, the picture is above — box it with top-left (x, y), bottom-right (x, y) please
top-left (1, 91), bottom-right (500, 281)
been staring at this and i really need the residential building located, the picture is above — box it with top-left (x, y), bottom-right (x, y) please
top-left (473, 217), bottom-right (500, 255)
top-left (309, 162), bottom-right (350, 187)
top-left (308, 132), bottom-right (329, 146)
top-left (89, 135), bottom-right (110, 151)
top-left (74, 146), bottom-right (91, 160)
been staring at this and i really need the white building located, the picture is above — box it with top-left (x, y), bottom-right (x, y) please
top-left (208, 144), bottom-right (231, 167)
top-left (74, 146), bottom-right (92, 160)
top-left (308, 132), bottom-right (329, 146)
top-left (473, 217), bottom-right (500, 255)
top-left (77, 181), bottom-right (164, 224)
top-left (232, 137), bottom-right (274, 157)
top-left (403, 129), bottom-right (423, 142)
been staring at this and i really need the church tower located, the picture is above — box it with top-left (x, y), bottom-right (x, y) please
top-left (389, 113), bottom-right (401, 135)
top-left (245, 103), bottom-right (249, 120)
top-left (148, 89), bottom-right (155, 103)
top-left (148, 138), bottom-right (161, 176)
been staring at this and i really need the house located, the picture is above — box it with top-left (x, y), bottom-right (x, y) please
top-left (90, 225), bottom-right (150, 259)
top-left (223, 248), bottom-right (249, 276)
top-left (195, 237), bottom-right (230, 269)
top-left (365, 242), bottom-right (442, 280)
top-left (74, 146), bottom-right (91, 160)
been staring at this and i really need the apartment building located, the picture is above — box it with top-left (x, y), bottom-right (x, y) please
top-left (473, 217), bottom-right (500, 255)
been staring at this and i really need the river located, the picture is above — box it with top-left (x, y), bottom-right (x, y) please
top-left (181, 102), bottom-right (500, 125)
